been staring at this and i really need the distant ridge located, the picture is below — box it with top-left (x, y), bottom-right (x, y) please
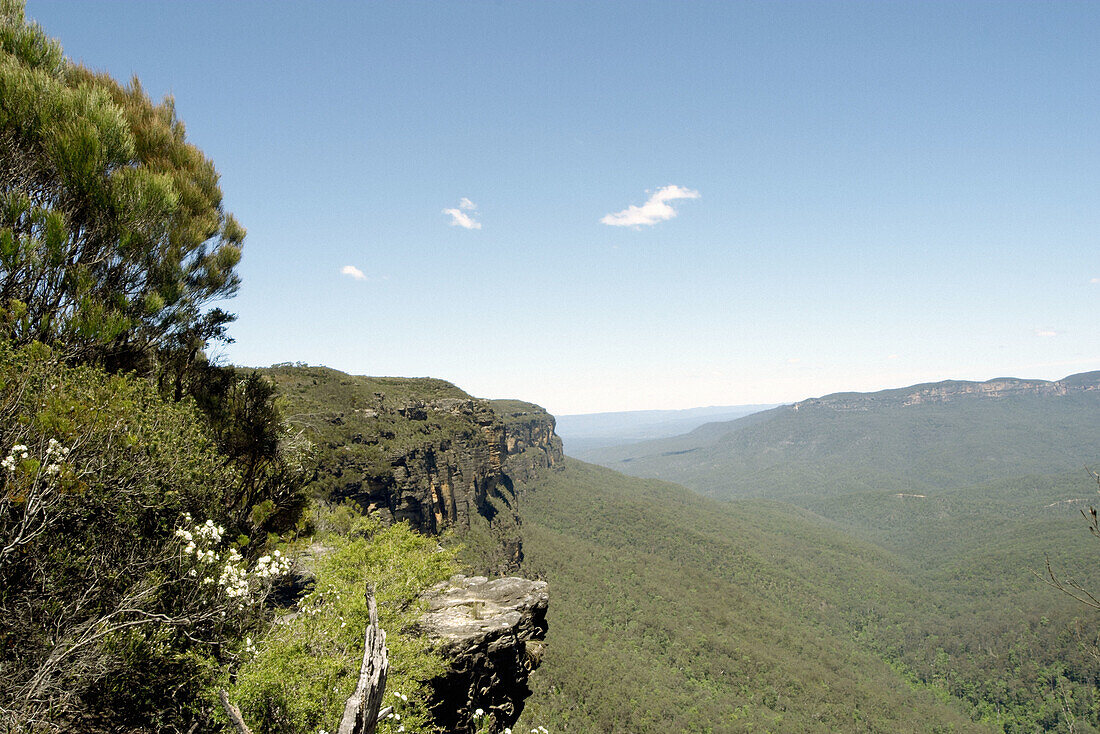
top-left (554, 403), bottom-right (775, 453)
top-left (790, 371), bottom-right (1100, 412)
top-left (579, 370), bottom-right (1100, 500)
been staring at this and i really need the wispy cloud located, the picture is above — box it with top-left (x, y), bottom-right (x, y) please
top-left (1091, 277), bottom-right (1100, 284)
top-left (1035, 329), bottom-right (1059, 337)
top-left (600, 185), bottom-right (700, 228)
top-left (443, 198), bottom-right (482, 229)
top-left (341, 265), bottom-right (366, 281)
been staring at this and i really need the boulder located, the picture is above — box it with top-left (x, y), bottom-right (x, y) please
top-left (420, 575), bottom-right (549, 733)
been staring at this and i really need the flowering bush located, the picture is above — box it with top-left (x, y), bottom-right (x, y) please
top-left (0, 341), bottom-right (282, 732)
top-left (175, 514), bottom-right (291, 610)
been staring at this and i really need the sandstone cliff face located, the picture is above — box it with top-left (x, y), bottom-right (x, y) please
top-left (263, 367), bottom-right (563, 566)
top-left (362, 398), bottom-right (562, 546)
top-left (262, 366), bottom-right (560, 731)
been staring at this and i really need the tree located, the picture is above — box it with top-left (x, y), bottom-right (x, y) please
top-left (0, 8), bottom-right (311, 730)
top-left (0, 0), bottom-right (243, 371)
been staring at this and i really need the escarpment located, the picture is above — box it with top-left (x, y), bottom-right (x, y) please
top-left (789, 370), bottom-right (1100, 412)
top-left (263, 366), bottom-right (563, 568)
top-left (263, 365), bottom-right (560, 731)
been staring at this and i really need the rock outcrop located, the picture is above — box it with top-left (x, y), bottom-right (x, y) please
top-left (420, 575), bottom-right (549, 734)
top-left (262, 367), bottom-right (564, 570)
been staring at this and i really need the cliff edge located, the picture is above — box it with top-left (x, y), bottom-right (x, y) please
top-left (263, 365), bottom-right (562, 571)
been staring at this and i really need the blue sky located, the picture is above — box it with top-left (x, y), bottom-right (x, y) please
top-left (27, 1), bottom-right (1100, 414)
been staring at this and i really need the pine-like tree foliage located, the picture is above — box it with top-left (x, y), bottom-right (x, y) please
top-left (0, 0), bottom-right (243, 370)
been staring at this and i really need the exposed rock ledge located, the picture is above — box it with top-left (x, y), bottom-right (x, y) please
top-left (421, 575), bottom-right (549, 734)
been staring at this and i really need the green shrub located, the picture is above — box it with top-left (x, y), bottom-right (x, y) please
top-left (0, 341), bottom-right (274, 731)
top-left (232, 515), bottom-right (459, 734)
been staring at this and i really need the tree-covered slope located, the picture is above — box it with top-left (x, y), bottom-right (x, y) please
top-left (567, 374), bottom-right (1100, 732)
top-left (515, 460), bottom-right (998, 733)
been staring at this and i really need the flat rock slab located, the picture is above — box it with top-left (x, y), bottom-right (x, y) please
top-left (420, 574), bottom-right (548, 733)
top-left (422, 575), bottom-right (548, 651)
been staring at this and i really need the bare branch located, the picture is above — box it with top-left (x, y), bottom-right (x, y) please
top-left (219, 689), bottom-right (253, 734)
top-left (338, 584), bottom-right (389, 734)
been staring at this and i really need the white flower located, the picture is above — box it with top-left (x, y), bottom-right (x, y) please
top-left (475, 708), bottom-right (485, 717)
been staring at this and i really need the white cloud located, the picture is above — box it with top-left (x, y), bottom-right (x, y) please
top-left (887, 354), bottom-right (899, 360)
top-left (600, 184), bottom-right (700, 228)
top-left (1091, 277), bottom-right (1100, 284)
top-left (341, 265), bottom-right (366, 281)
top-left (1035, 329), bottom-right (1058, 337)
top-left (443, 198), bottom-right (482, 229)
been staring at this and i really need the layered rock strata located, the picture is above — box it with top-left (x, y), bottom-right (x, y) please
top-left (262, 367), bottom-right (563, 568)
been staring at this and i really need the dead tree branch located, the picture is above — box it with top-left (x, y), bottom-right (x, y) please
top-left (218, 689), bottom-right (253, 734)
top-left (338, 584), bottom-right (390, 734)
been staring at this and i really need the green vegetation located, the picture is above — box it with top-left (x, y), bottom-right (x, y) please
top-left (261, 365), bottom-right (484, 501)
top-left (574, 382), bottom-right (1100, 732)
top-left (0, 9), bottom-right (443, 732)
top-left (516, 460), bottom-right (989, 733)
top-left (8, 2), bottom-right (1100, 732)
top-left (0, 0), bottom-right (243, 370)
top-left (583, 383), bottom-right (1100, 500)
top-left (231, 508), bottom-right (459, 734)
top-left (0, 341), bottom-right (276, 731)
top-left (514, 460), bottom-right (1100, 732)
